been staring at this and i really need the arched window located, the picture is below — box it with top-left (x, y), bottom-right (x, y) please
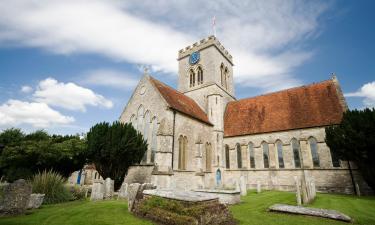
top-left (276, 140), bottom-right (285, 168)
top-left (205, 143), bottom-right (212, 171)
top-left (197, 66), bottom-right (203, 85)
top-left (262, 142), bottom-right (269, 168)
top-left (225, 145), bottom-right (230, 169)
top-left (291, 139), bottom-right (301, 168)
top-left (236, 143), bottom-right (242, 169)
top-left (309, 137), bottom-right (320, 168)
top-left (220, 64), bottom-right (224, 86)
top-left (141, 111), bottom-right (151, 163)
top-left (150, 117), bottom-right (158, 163)
top-left (137, 105), bottom-right (144, 132)
top-left (189, 69), bottom-right (195, 87)
top-left (224, 67), bottom-right (228, 89)
top-left (94, 172), bottom-right (97, 179)
top-left (178, 135), bottom-right (187, 170)
top-left (248, 142), bottom-right (255, 168)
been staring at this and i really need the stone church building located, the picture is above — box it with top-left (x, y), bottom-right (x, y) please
top-left (120, 36), bottom-right (369, 194)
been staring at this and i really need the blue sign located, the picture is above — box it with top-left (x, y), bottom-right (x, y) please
top-left (189, 51), bottom-right (200, 65)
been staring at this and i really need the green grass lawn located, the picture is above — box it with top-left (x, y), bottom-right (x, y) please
top-left (0, 191), bottom-right (374, 225)
top-left (231, 191), bottom-right (375, 225)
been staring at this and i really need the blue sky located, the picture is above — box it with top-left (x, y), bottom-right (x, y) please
top-left (0, 0), bottom-right (374, 135)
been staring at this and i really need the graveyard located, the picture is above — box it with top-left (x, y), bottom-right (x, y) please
top-left (0, 190), bottom-right (374, 225)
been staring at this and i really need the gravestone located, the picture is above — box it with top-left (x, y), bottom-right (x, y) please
top-left (104, 178), bottom-right (114, 199)
top-left (27, 194), bottom-right (45, 209)
top-left (294, 176), bottom-right (302, 206)
top-left (257, 181), bottom-right (261, 194)
top-left (239, 176), bottom-right (247, 196)
top-left (355, 183), bottom-right (361, 196)
top-left (90, 180), bottom-right (104, 201)
top-left (0, 179), bottom-right (32, 216)
top-left (127, 183), bottom-right (141, 212)
top-left (128, 183), bottom-right (156, 212)
top-left (118, 182), bottom-right (128, 199)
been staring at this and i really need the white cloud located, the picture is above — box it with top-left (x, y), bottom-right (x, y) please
top-left (81, 69), bottom-right (139, 89)
top-left (345, 81), bottom-right (375, 108)
top-left (20, 85), bottom-right (33, 93)
top-left (33, 78), bottom-right (113, 112)
top-left (0, 99), bottom-right (74, 128)
top-left (0, 0), bottom-right (331, 91)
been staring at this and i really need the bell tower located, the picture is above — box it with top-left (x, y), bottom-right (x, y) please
top-left (176, 36), bottom-right (236, 169)
top-left (177, 36), bottom-right (235, 99)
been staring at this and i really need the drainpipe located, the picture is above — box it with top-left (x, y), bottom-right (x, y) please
top-left (171, 110), bottom-right (176, 170)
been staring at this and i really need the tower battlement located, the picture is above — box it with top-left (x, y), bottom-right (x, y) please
top-left (178, 36), bottom-right (233, 65)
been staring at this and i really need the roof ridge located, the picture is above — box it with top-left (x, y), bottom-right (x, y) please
top-left (149, 76), bottom-right (212, 126)
top-left (233, 79), bottom-right (333, 104)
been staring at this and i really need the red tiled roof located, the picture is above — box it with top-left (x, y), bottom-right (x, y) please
top-left (149, 77), bottom-right (212, 125)
top-left (224, 80), bottom-right (344, 137)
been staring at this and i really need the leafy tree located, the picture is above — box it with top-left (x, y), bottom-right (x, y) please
top-left (0, 128), bottom-right (25, 147)
top-left (0, 129), bottom-right (87, 181)
top-left (325, 108), bottom-right (375, 191)
top-left (86, 121), bottom-right (147, 189)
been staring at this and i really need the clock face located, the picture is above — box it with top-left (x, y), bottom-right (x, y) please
top-left (189, 51), bottom-right (200, 65)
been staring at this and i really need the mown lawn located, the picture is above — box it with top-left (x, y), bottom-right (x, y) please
top-left (230, 191), bottom-right (375, 225)
top-left (0, 191), bottom-right (374, 225)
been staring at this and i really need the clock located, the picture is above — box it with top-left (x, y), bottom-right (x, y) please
top-left (189, 51), bottom-right (200, 65)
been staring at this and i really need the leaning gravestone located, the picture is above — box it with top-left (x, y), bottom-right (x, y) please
top-left (27, 194), bottom-right (45, 209)
top-left (0, 179), bottom-right (32, 216)
top-left (128, 183), bottom-right (156, 212)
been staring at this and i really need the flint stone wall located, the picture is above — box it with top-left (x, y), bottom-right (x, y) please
top-left (0, 179), bottom-right (32, 216)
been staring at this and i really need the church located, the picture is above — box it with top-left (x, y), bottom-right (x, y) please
top-left (119, 35), bottom-right (369, 194)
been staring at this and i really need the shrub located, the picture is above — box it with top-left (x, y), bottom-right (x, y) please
top-left (31, 170), bottom-right (72, 204)
top-left (68, 185), bottom-right (87, 200)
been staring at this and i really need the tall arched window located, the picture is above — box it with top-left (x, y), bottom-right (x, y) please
top-left (248, 142), bottom-right (255, 168)
top-left (205, 143), bottom-right (211, 171)
top-left (197, 66), bottom-right (203, 85)
top-left (225, 145), bottom-right (230, 169)
top-left (150, 117), bottom-right (158, 163)
top-left (141, 111), bottom-right (151, 163)
top-left (189, 69), bottom-right (195, 87)
top-left (137, 105), bottom-right (144, 132)
top-left (291, 139), bottom-right (301, 168)
top-left (236, 143), bottom-right (242, 169)
top-left (262, 142), bottom-right (269, 168)
top-left (178, 135), bottom-right (187, 170)
top-left (309, 137), bottom-right (320, 168)
top-left (224, 67), bottom-right (228, 89)
top-left (220, 63), bottom-right (225, 86)
top-left (276, 140), bottom-right (285, 168)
